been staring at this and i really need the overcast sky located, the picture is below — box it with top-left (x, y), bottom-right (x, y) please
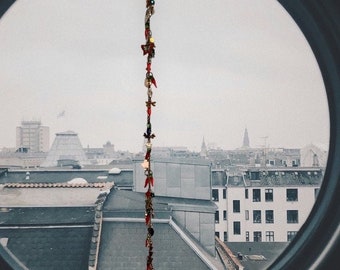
top-left (0, 0), bottom-right (329, 153)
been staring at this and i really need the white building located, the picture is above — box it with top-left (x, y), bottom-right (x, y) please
top-left (16, 120), bottom-right (49, 152)
top-left (213, 167), bottom-right (323, 243)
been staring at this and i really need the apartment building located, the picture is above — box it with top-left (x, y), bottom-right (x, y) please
top-left (213, 167), bottom-right (323, 242)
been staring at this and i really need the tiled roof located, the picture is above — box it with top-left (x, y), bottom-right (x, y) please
top-left (97, 222), bottom-right (211, 270)
top-left (0, 187), bottom-right (109, 270)
top-left (0, 169), bottom-right (133, 187)
top-left (3, 182), bottom-right (108, 188)
top-left (88, 190), bottom-right (110, 268)
top-left (0, 184), bottom-right (111, 207)
top-left (0, 227), bottom-right (93, 270)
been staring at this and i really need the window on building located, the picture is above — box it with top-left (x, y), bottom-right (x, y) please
top-left (246, 231), bottom-right (250, 242)
top-left (233, 200), bottom-right (240, 213)
top-left (253, 210), bottom-right (261, 223)
top-left (215, 231), bottom-right (220, 238)
top-left (224, 231), bottom-right (228, 242)
top-left (266, 210), bottom-right (274, 223)
top-left (292, 160), bottom-right (299, 167)
top-left (250, 171), bottom-right (260, 180)
top-left (223, 210), bottom-right (227, 220)
top-left (215, 211), bottom-right (219, 223)
top-left (287, 231), bottom-right (297, 241)
top-left (223, 188), bottom-right (226, 199)
top-left (287, 210), bottom-right (299, 223)
top-left (287, 189), bottom-right (298, 201)
top-left (212, 189), bottom-right (219, 201)
top-left (245, 188), bottom-right (249, 199)
top-left (265, 188), bottom-right (273, 202)
top-left (266, 231), bottom-right (275, 242)
top-left (254, 231), bottom-right (262, 242)
top-left (233, 222), bottom-right (241, 235)
top-left (245, 210), bottom-right (249, 220)
top-left (253, 189), bottom-right (261, 202)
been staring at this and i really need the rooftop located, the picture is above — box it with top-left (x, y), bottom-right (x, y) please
top-left (0, 182), bottom-right (112, 207)
top-left (226, 167), bottom-right (324, 187)
top-left (0, 168), bottom-right (133, 188)
top-left (226, 242), bottom-right (289, 270)
top-left (0, 182), bottom-right (222, 270)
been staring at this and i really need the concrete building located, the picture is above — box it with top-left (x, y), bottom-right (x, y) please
top-left (16, 120), bottom-right (49, 152)
top-left (212, 167), bottom-right (323, 243)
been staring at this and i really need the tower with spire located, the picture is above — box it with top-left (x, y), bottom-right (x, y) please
top-left (242, 128), bottom-right (250, 148)
top-left (200, 137), bottom-right (207, 158)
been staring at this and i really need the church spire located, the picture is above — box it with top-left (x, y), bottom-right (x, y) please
top-left (200, 137), bottom-right (207, 158)
top-left (242, 128), bottom-right (250, 148)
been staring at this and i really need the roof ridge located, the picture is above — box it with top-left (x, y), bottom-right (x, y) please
top-left (3, 182), bottom-right (112, 188)
top-left (88, 187), bottom-right (112, 269)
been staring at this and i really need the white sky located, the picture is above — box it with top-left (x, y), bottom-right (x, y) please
top-left (0, 0), bottom-right (329, 153)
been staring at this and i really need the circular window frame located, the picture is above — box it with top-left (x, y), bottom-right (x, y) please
top-left (270, 1), bottom-right (340, 269)
top-left (0, 1), bottom-right (339, 269)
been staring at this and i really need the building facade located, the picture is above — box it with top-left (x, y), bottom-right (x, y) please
top-left (213, 167), bottom-right (323, 243)
top-left (16, 120), bottom-right (49, 152)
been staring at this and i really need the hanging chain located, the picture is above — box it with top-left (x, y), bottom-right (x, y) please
top-left (142, 1), bottom-right (157, 270)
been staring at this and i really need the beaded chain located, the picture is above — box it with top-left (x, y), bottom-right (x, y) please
top-left (141, 1), bottom-right (157, 270)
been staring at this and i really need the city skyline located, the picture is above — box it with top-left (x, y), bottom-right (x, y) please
top-left (0, 0), bottom-right (330, 153)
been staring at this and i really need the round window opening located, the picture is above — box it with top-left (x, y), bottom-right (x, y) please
top-left (0, 1), bottom-right (337, 270)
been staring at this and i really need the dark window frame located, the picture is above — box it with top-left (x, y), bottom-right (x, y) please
top-left (215, 210), bottom-right (219, 223)
top-left (287, 210), bottom-right (299, 224)
top-left (233, 200), bottom-right (240, 213)
top-left (287, 188), bottom-right (298, 201)
top-left (266, 210), bottom-right (274, 223)
top-left (253, 210), bottom-right (262, 223)
top-left (266, 231), bottom-right (275, 242)
top-left (212, 189), bottom-right (219, 201)
top-left (265, 188), bottom-right (273, 202)
top-left (233, 221), bottom-right (241, 235)
top-left (254, 231), bottom-right (262, 242)
top-left (253, 189), bottom-right (261, 202)
top-left (223, 210), bottom-right (227, 220)
top-left (287, 231), bottom-right (297, 242)
top-left (223, 188), bottom-right (226, 199)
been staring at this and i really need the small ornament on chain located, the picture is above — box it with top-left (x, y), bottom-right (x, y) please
top-left (141, 1), bottom-right (157, 270)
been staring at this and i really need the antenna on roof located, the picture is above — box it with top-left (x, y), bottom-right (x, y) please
top-left (260, 136), bottom-right (269, 168)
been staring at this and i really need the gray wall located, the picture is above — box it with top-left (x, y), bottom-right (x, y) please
top-left (172, 210), bottom-right (216, 256)
top-left (134, 158), bottom-right (211, 200)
